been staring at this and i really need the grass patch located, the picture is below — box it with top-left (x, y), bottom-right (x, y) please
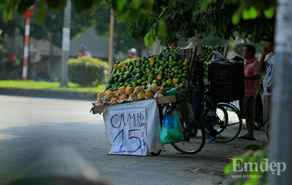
top-left (0, 80), bottom-right (105, 93)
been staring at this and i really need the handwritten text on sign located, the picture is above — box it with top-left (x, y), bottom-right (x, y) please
top-left (109, 108), bottom-right (147, 155)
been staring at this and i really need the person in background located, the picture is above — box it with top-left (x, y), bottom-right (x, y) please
top-left (168, 37), bottom-right (179, 48)
top-left (34, 57), bottom-right (51, 81)
top-left (121, 48), bottom-right (139, 63)
top-left (78, 45), bottom-right (91, 57)
top-left (258, 34), bottom-right (275, 141)
top-left (159, 37), bottom-right (179, 53)
top-left (190, 51), bottom-right (220, 143)
top-left (238, 45), bottom-right (261, 140)
top-left (127, 48), bottom-right (139, 59)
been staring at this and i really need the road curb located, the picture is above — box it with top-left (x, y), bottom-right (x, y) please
top-left (0, 87), bottom-right (96, 101)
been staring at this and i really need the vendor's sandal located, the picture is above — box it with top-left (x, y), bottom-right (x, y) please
top-left (208, 136), bottom-right (216, 143)
top-left (238, 134), bottom-right (248, 139)
top-left (243, 135), bottom-right (256, 140)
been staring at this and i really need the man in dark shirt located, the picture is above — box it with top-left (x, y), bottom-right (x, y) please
top-left (190, 59), bottom-right (219, 143)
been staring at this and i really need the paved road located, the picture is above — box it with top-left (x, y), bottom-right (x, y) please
top-left (0, 95), bottom-right (266, 185)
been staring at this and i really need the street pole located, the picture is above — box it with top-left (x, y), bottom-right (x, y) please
top-left (60, 0), bottom-right (71, 87)
top-left (21, 3), bottom-right (35, 81)
top-left (269, 0), bottom-right (292, 184)
top-left (108, 9), bottom-right (114, 72)
top-left (22, 18), bottom-right (30, 81)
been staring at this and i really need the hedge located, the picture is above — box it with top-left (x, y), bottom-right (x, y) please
top-left (68, 56), bottom-right (108, 87)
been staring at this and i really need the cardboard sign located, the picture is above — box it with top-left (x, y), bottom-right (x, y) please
top-left (108, 108), bottom-right (147, 155)
top-left (103, 99), bottom-right (163, 155)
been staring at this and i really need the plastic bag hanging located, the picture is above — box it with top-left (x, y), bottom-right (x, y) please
top-left (160, 110), bottom-right (184, 144)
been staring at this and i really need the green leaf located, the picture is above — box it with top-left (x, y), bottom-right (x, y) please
top-left (159, 7), bottom-right (167, 18)
top-left (47, 0), bottom-right (66, 12)
top-left (2, 10), bottom-right (8, 21)
top-left (232, 10), bottom-right (241, 24)
top-left (157, 19), bottom-right (168, 38)
top-left (264, 6), bottom-right (275, 19)
top-left (169, 0), bottom-right (177, 9)
top-left (72, 0), bottom-right (94, 14)
top-left (0, 1), bottom-right (5, 7)
top-left (244, 145), bottom-right (261, 151)
top-left (73, 33), bottom-right (81, 39)
top-left (93, 0), bottom-right (102, 7)
top-left (224, 163), bottom-right (233, 174)
top-left (200, 0), bottom-right (212, 11)
top-left (242, 9), bottom-right (249, 20)
top-left (249, 6), bottom-right (258, 19)
top-left (144, 28), bottom-right (155, 47)
top-left (34, 0), bottom-right (47, 23)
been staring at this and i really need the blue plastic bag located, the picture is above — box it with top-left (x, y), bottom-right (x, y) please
top-left (160, 110), bottom-right (184, 144)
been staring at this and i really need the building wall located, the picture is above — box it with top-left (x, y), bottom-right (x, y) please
top-left (6, 27), bottom-right (109, 80)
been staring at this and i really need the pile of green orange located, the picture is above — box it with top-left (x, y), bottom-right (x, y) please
top-left (162, 47), bottom-right (181, 54)
top-left (200, 45), bottom-right (225, 62)
top-left (200, 45), bottom-right (225, 79)
top-left (106, 53), bottom-right (190, 92)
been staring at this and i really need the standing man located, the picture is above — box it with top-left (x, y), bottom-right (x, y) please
top-left (78, 45), bottom-right (91, 57)
top-left (258, 34), bottom-right (275, 141)
top-left (159, 37), bottom-right (179, 53)
top-left (190, 58), bottom-right (219, 143)
top-left (168, 37), bottom-right (179, 48)
top-left (122, 48), bottom-right (139, 63)
top-left (238, 45), bottom-right (261, 140)
top-left (127, 48), bottom-right (139, 59)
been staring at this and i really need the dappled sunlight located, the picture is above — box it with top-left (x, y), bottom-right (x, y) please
top-left (0, 134), bottom-right (22, 140)
top-left (0, 95), bottom-right (105, 128)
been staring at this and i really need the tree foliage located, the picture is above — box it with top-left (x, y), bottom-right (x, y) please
top-left (0, 33), bottom-right (6, 55)
top-left (87, 3), bottom-right (145, 55)
top-left (0, 1), bottom-right (144, 55)
top-left (0, 0), bottom-right (277, 47)
top-left (0, 7), bottom-right (93, 48)
top-left (122, 0), bottom-right (276, 46)
top-left (31, 7), bottom-right (94, 47)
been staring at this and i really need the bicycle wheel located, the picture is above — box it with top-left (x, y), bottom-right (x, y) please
top-left (214, 104), bottom-right (242, 143)
top-left (204, 105), bottom-right (228, 134)
top-left (171, 119), bottom-right (205, 154)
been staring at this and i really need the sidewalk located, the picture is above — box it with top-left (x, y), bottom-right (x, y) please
top-left (195, 122), bottom-right (267, 185)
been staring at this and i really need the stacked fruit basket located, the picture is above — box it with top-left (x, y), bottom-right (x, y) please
top-left (208, 61), bottom-right (244, 102)
top-left (200, 45), bottom-right (226, 79)
top-left (91, 48), bottom-right (196, 114)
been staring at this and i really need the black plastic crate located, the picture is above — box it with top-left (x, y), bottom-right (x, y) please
top-left (208, 62), bottom-right (244, 82)
top-left (209, 81), bottom-right (244, 102)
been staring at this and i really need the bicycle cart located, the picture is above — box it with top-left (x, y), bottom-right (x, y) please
top-left (90, 44), bottom-right (241, 156)
top-left (203, 59), bottom-right (245, 143)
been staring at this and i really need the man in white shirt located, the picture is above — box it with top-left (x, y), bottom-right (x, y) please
top-left (258, 34), bottom-right (275, 141)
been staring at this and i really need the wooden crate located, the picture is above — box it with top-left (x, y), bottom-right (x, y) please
top-left (91, 92), bottom-right (186, 114)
